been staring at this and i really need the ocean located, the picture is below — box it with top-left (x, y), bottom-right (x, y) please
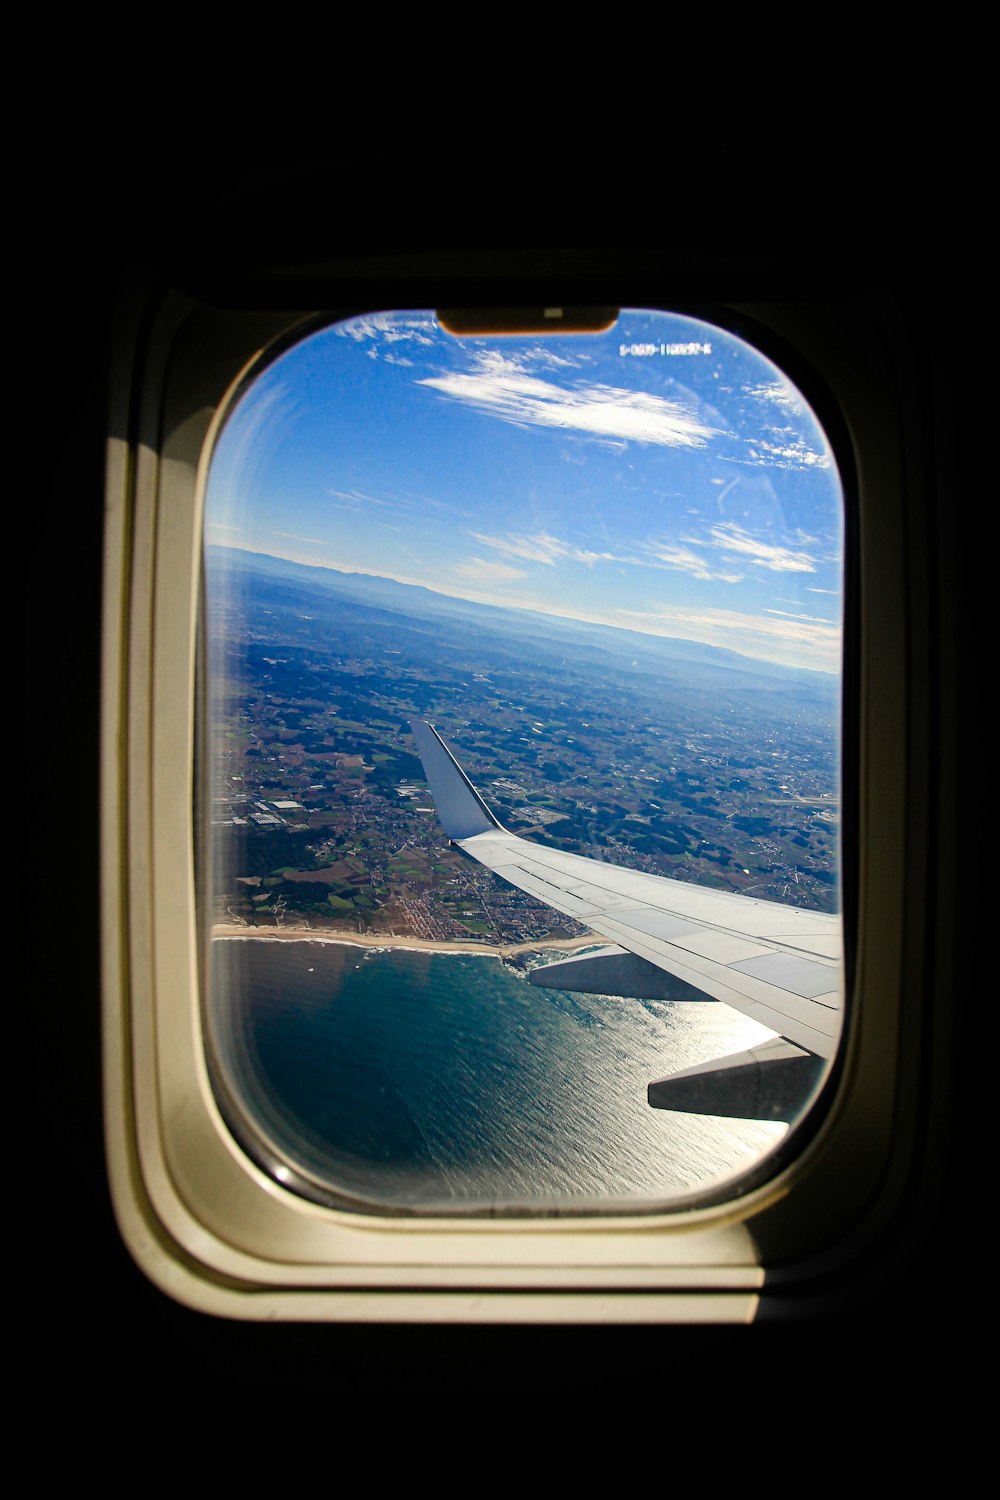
top-left (209, 936), bottom-right (788, 1213)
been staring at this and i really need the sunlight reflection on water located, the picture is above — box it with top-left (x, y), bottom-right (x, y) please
top-left (211, 938), bottom-right (787, 1212)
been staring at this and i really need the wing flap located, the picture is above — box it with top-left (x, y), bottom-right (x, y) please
top-left (527, 945), bottom-right (714, 1003)
top-left (647, 1040), bottom-right (825, 1121)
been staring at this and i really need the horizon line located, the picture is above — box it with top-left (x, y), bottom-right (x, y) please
top-left (207, 541), bottom-right (840, 678)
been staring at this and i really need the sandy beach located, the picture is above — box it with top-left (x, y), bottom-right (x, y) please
top-left (211, 923), bottom-right (599, 959)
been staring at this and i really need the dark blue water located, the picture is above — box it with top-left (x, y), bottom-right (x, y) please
top-left (209, 937), bottom-right (785, 1212)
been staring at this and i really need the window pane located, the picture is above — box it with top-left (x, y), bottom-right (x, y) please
top-left (202, 309), bottom-right (843, 1213)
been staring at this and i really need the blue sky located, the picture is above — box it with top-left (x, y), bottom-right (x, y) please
top-left (205, 309), bottom-right (843, 673)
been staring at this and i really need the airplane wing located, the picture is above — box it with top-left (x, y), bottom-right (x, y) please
top-left (410, 719), bottom-right (842, 1119)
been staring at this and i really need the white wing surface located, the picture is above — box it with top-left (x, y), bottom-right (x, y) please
top-left (411, 720), bottom-right (842, 1117)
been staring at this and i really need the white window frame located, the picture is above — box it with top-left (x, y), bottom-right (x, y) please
top-left (101, 284), bottom-right (928, 1323)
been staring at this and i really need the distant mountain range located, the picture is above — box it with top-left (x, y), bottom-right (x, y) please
top-left (207, 546), bottom-right (838, 705)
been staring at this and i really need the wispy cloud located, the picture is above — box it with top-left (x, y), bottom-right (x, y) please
top-left (327, 487), bottom-right (413, 512)
top-left (337, 313), bottom-right (435, 347)
top-left (708, 522), bottom-right (817, 573)
top-left (646, 541), bottom-right (743, 584)
top-left (453, 557), bottom-right (527, 585)
top-left (420, 351), bottom-right (716, 448)
top-left (616, 601), bottom-right (842, 672)
top-left (518, 345), bottom-right (583, 370)
top-left (269, 530), bottom-right (328, 545)
top-left (472, 523), bottom-right (814, 586)
top-left (744, 379), bottom-right (805, 415)
top-left (470, 530), bottom-right (626, 567)
top-left (765, 607), bottom-right (839, 625)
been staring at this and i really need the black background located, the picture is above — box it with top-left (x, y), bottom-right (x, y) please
top-left (32, 146), bottom-right (963, 1393)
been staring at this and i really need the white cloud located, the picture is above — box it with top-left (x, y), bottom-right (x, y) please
top-left (708, 522), bottom-right (817, 573)
top-left (758, 435), bottom-right (830, 468)
top-left (726, 431), bottom-right (831, 471)
top-left (420, 351), bottom-right (715, 448)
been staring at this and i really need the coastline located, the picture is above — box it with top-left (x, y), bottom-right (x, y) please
top-left (211, 923), bottom-right (598, 959)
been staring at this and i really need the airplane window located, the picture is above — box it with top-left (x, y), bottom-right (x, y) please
top-left (201, 308), bottom-right (844, 1214)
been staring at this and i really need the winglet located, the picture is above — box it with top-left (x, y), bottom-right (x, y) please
top-left (410, 720), bottom-right (504, 840)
